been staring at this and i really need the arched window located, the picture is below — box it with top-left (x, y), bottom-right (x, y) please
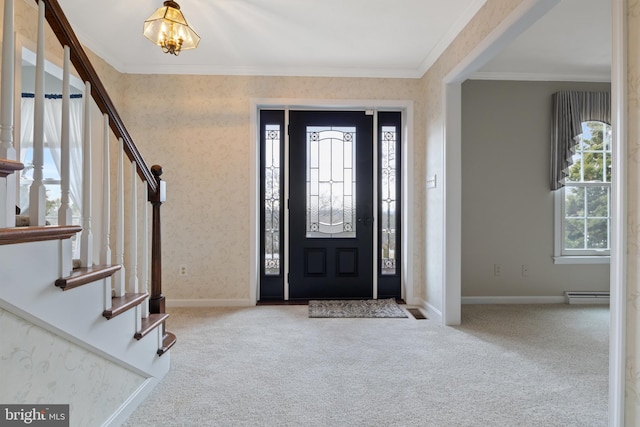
top-left (556, 121), bottom-right (611, 259)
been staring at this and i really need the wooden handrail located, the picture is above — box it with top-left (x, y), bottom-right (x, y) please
top-left (35, 0), bottom-right (158, 195)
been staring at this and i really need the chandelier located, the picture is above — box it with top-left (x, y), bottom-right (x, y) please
top-left (143, 1), bottom-right (200, 56)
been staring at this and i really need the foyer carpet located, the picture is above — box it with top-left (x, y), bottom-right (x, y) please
top-left (123, 304), bottom-right (608, 427)
top-left (308, 298), bottom-right (408, 318)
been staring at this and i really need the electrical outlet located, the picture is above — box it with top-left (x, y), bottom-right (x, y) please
top-left (522, 265), bottom-right (529, 277)
top-left (179, 264), bottom-right (188, 277)
top-left (493, 264), bottom-right (501, 277)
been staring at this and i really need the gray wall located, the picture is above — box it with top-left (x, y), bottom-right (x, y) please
top-left (461, 80), bottom-right (610, 298)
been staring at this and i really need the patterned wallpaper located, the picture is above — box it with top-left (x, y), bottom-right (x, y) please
top-left (627, 0), bottom-right (640, 421)
top-left (0, 308), bottom-right (145, 426)
top-left (419, 0), bottom-right (527, 309)
top-left (8, 0), bottom-right (640, 420)
top-left (119, 75), bottom-right (425, 301)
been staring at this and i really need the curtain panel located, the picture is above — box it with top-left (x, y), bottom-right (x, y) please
top-left (550, 91), bottom-right (610, 190)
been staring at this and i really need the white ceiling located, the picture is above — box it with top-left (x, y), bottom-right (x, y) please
top-left (53, 0), bottom-right (611, 81)
top-left (474, 0), bottom-right (611, 81)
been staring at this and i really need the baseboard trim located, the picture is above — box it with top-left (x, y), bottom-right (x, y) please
top-left (166, 299), bottom-right (254, 308)
top-left (462, 296), bottom-right (565, 304)
top-left (408, 298), bottom-right (442, 323)
top-left (103, 378), bottom-right (158, 427)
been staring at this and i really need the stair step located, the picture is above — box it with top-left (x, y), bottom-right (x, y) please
top-left (55, 265), bottom-right (121, 291)
top-left (0, 225), bottom-right (82, 245)
top-left (157, 331), bottom-right (177, 356)
top-left (103, 293), bottom-right (148, 320)
top-left (0, 158), bottom-right (24, 176)
top-left (134, 313), bottom-right (170, 340)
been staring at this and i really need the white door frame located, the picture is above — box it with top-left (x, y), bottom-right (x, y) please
top-left (441, 0), bottom-right (625, 424)
top-left (250, 99), bottom-right (414, 303)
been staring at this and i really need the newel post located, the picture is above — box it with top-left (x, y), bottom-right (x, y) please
top-left (148, 164), bottom-right (166, 314)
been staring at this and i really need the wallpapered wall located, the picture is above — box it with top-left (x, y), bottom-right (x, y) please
top-left (0, 308), bottom-right (145, 426)
top-left (419, 0), bottom-right (529, 317)
top-left (119, 75), bottom-right (425, 302)
top-left (9, 0), bottom-right (640, 420)
top-left (626, 0), bottom-right (640, 421)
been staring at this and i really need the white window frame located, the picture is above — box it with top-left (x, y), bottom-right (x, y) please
top-left (553, 121), bottom-right (611, 265)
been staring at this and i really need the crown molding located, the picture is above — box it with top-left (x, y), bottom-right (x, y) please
top-left (469, 71), bottom-right (611, 82)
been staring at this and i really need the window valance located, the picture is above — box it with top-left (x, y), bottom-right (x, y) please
top-left (550, 90), bottom-right (610, 190)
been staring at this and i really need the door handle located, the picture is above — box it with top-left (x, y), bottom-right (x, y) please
top-left (357, 215), bottom-right (374, 226)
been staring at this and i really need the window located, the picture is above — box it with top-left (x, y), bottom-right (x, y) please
top-left (19, 94), bottom-right (83, 228)
top-left (555, 121), bottom-right (611, 262)
top-left (19, 145), bottom-right (64, 224)
top-left (380, 123), bottom-right (399, 276)
top-left (305, 126), bottom-right (357, 238)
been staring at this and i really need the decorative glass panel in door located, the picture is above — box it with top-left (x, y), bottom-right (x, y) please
top-left (306, 126), bottom-right (357, 238)
top-left (259, 110), bottom-right (285, 300)
top-left (377, 111), bottom-right (401, 299)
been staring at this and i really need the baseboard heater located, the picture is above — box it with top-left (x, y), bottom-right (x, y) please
top-left (564, 291), bottom-right (610, 305)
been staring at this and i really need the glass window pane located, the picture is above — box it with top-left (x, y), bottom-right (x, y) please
top-left (264, 124), bottom-right (281, 275)
top-left (587, 218), bottom-right (609, 249)
top-left (566, 155), bottom-right (582, 182)
top-left (564, 186), bottom-right (584, 217)
top-left (586, 186), bottom-right (609, 218)
top-left (306, 126), bottom-right (356, 238)
top-left (583, 152), bottom-right (604, 182)
top-left (565, 219), bottom-right (585, 249)
top-left (381, 126), bottom-right (397, 275)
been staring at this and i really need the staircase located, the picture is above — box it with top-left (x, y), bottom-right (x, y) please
top-left (0, 0), bottom-right (175, 425)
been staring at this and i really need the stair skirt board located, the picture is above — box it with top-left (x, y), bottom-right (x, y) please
top-left (1, 304), bottom-right (169, 426)
top-left (0, 299), bottom-right (170, 378)
top-left (564, 291), bottom-right (610, 305)
top-left (102, 378), bottom-right (159, 427)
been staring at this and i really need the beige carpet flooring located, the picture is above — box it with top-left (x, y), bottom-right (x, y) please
top-left (123, 304), bottom-right (608, 427)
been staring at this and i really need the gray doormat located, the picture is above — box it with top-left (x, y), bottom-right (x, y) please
top-left (308, 299), bottom-right (408, 318)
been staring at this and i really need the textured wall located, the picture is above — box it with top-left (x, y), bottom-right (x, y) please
top-left (420, 0), bottom-right (528, 311)
top-left (120, 75), bottom-right (424, 301)
top-left (627, 0), bottom-right (640, 421)
top-left (0, 308), bottom-right (145, 426)
top-left (10, 0), bottom-right (640, 420)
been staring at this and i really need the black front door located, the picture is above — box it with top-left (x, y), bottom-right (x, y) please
top-left (289, 111), bottom-right (374, 300)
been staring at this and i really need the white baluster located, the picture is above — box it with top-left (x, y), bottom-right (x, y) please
top-left (142, 186), bottom-right (150, 318)
top-left (113, 138), bottom-right (126, 297)
top-left (130, 162), bottom-right (141, 333)
top-left (100, 114), bottom-right (111, 265)
top-left (29, 0), bottom-right (46, 226)
top-left (58, 46), bottom-right (72, 226)
top-left (0, 0), bottom-right (16, 227)
top-left (101, 114), bottom-right (112, 310)
top-left (79, 82), bottom-right (93, 267)
top-left (129, 162), bottom-right (139, 294)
